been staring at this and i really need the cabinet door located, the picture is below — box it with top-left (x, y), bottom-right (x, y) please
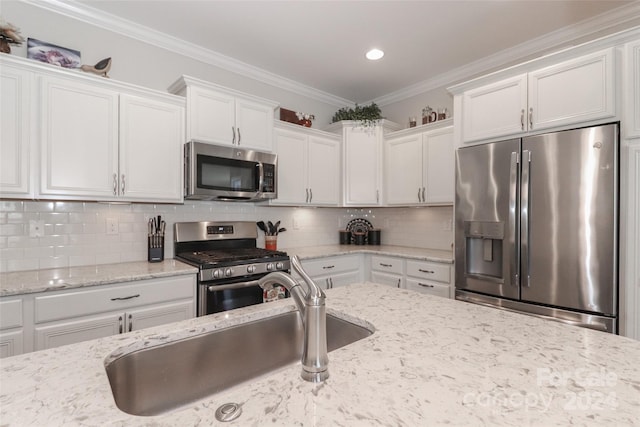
top-left (235, 97), bottom-right (274, 151)
top-left (528, 48), bottom-right (614, 131)
top-left (272, 128), bottom-right (307, 204)
top-left (40, 76), bottom-right (119, 199)
top-left (385, 134), bottom-right (423, 205)
top-left (127, 300), bottom-right (194, 332)
top-left (371, 271), bottom-right (403, 288)
top-left (423, 127), bottom-right (454, 204)
top-left (343, 126), bottom-right (382, 205)
top-left (0, 330), bottom-right (24, 358)
top-left (187, 85), bottom-right (235, 144)
top-left (462, 74), bottom-right (527, 142)
top-left (406, 278), bottom-right (450, 298)
top-left (119, 94), bottom-right (184, 202)
top-left (307, 135), bottom-right (340, 206)
top-left (625, 40), bottom-right (640, 139)
top-left (0, 63), bottom-right (32, 197)
top-left (325, 271), bottom-right (360, 289)
top-left (34, 313), bottom-right (121, 351)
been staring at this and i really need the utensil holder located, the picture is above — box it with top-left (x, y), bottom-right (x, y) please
top-left (148, 235), bottom-right (164, 262)
top-left (368, 229), bottom-right (381, 245)
top-left (339, 230), bottom-right (351, 245)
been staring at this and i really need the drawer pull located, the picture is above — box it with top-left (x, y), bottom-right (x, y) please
top-left (118, 315), bottom-right (123, 334)
top-left (418, 269), bottom-right (435, 274)
top-left (128, 314), bottom-right (133, 332)
top-left (322, 265), bottom-right (335, 269)
top-left (111, 294), bottom-right (141, 301)
top-left (418, 283), bottom-right (434, 288)
top-left (380, 263), bottom-right (393, 268)
top-left (397, 278), bottom-right (401, 288)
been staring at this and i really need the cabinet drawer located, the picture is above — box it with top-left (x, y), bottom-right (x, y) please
top-left (302, 255), bottom-right (360, 277)
top-left (35, 275), bottom-right (195, 323)
top-left (371, 271), bottom-right (403, 288)
top-left (406, 278), bottom-right (450, 299)
top-left (0, 299), bottom-right (23, 329)
top-left (406, 260), bottom-right (450, 284)
top-left (371, 256), bottom-right (404, 275)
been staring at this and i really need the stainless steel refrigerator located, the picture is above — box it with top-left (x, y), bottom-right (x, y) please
top-left (454, 123), bottom-right (618, 333)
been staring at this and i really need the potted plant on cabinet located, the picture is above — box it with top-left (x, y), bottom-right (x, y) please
top-left (331, 102), bottom-right (383, 129)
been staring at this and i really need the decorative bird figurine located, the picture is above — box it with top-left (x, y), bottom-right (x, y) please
top-left (80, 57), bottom-right (112, 77)
top-left (0, 18), bottom-right (25, 54)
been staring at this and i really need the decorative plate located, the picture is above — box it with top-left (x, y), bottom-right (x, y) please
top-left (346, 218), bottom-right (374, 243)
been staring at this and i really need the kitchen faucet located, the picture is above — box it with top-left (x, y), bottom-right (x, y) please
top-left (258, 255), bottom-right (329, 383)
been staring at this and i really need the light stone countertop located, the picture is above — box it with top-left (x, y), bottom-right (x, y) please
top-left (0, 260), bottom-right (198, 297)
top-left (287, 244), bottom-right (454, 263)
top-left (1, 282), bottom-right (638, 426)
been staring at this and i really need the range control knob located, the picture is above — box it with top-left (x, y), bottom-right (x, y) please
top-left (212, 269), bottom-right (221, 279)
top-left (276, 262), bottom-right (284, 270)
top-left (246, 265), bottom-right (256, 274)
top-left (266, 263), bottom-right (274, 271)
top-left (225, 268), bottom-right (233, 277)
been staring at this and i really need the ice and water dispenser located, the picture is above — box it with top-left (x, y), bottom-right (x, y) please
top-left (463, 221), bottom-right (505, 283)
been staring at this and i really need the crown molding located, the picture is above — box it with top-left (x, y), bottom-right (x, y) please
top-left (23, 0), bottom-right (353, 107)
top-left (371, 1), bottom-right (640, 106)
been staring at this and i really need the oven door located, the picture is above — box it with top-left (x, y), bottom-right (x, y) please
top-left (198, 275), bottom-right (286, 316)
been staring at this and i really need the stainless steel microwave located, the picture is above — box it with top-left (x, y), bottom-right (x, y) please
top-left (184, 141), bottom-right (277, 201)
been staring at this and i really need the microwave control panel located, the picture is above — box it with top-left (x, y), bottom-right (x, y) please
top-left (262, 164), bottom-right (276, 193)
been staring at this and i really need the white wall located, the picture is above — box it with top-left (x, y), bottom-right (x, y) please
top-left (0, 201), bottom-right (453, 273)
top-left (1, 0), bottom-right (340, 126)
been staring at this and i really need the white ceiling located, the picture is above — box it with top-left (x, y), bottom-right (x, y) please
top-left (65, 0), bottom-right (636, 104)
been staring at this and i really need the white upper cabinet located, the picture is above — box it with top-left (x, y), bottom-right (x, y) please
top-left (170, 76), bottom-right (278, 152)
top-left (325, 120), bottom-right (402, 206)
top-left (385, 124), bottom-right (454, 206)
top-left (458, 48), bottom-right (615, 143)
top-left (624, 39), bottom-right (640, 139)
top-left (0, 60), bottom-right (33, 198)
top-left (462, 74), bottom-right (528, 142)
top-left (38, 67), bottom-right (184, 202)
top-left (119, 94), bottom-right (184, 202)
top-left (272, 123), bottom-right (340, 206)
top-left (40, 75), bottom-right (120, 199)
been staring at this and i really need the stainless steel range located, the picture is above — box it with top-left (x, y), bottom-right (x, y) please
top-left (174, 221), bottom-right (290, 316)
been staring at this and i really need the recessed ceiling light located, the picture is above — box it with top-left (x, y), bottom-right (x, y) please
top-left (366, 48), bottom-right (384, 61)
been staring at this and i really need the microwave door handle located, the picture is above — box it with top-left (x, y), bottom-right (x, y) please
top-left (257, 162), bottom-right (264, 195)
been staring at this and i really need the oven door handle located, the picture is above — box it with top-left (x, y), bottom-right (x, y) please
top-left (207, 279), bottom-right (263, 292)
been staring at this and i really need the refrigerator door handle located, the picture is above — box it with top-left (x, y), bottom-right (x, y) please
top-left (521, 149), bottom-right (531, 287)
top-left (508, 151), bottom-right (520, 287)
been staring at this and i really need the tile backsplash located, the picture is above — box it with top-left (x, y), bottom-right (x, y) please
top-left (0, 200), bottom-right (453, 273)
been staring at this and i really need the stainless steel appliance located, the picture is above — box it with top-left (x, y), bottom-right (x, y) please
top-left (184, 141), bottom-right (277, 201)
top-left (174, 221), bottom-right (290, 316)
top-left (455, 123), bottom-right (618, 333)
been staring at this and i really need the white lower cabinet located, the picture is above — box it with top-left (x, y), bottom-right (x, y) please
top-left (371, 272), bottom-right (403, 289)
top-left (405, 260), bottom-right (452, 299)
top-left (300, 255), bottom-right (362, 290)
top-left (30, 275), bottom-right (195, 352)
top-left (0, 298), bottom-right (25, 358)
top-left (370, 255), bottom-right (404, 288)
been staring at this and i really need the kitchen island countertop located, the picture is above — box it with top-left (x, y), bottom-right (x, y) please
top-left (1, 282), bottom-right (638, 426)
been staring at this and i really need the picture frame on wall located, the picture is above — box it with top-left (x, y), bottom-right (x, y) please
top-left (27, 38), bottom-right (80, 69)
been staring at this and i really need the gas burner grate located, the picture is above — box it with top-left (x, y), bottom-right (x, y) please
top-left (177, 248), bottom-right (287, 265)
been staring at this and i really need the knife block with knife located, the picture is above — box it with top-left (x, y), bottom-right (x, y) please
top-left (148, 216), bottom-right (165, 262)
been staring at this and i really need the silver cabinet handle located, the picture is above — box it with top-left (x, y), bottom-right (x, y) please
top-left (322, 265), bottom-right (335, 269)
top-left (422, 187), bottom-right (426, 203)
top-left (520, 109), bottom-right (525, 130)
top-left (417, 188), bottom-right (422, 202)
top-left (231, 126), bottom-right (236, 144)
top-left (376, 190), bottom-right (380, 203)
top-left (305, 188), bottom-right (309, 203)
top-left (237, 128), bottom-right (241, 145)
top-left (309, 188), bottom-right (312, 203)
top-left (330, 278), bottom-right (334, 288)
top-left (380, 263), bottom-right (393, 268)
top-left (529, 107), bottom-right (533, 129)
top-left (118, 315), bottom-right (123, 334)
top-left (121, 174), bottom-right (125, 194)
top-left (111, 294), bottom-right (140, 301)
top-left (418, 282), bottom-right (434, 288)
top-left (418, 269), bottom-right (434, 274)
top-left (128, 314), bottom-right (133, 332)
top-left (396, 278), bottom-right (401, 288)
top-left (112, 173), bottom-right (118, 195)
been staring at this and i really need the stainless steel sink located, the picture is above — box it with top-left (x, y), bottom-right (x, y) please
top-left (105, 311), bottom-right (373, 416)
